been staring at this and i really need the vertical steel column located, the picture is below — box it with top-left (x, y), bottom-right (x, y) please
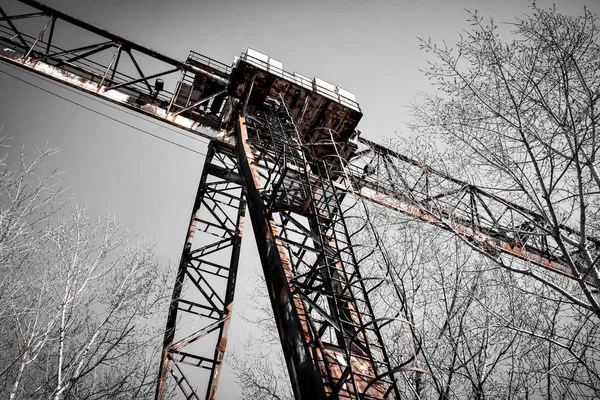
top-left (236, 116), bottom-right (329, 400)
top-left (156, 142), bottom-right (246, 400)
top-left (236, 110), bottom-right (400, 399)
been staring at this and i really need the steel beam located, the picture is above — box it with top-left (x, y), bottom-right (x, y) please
top-left (348, 138), bottom-right (600, 287)
top-left (0, 1), bottom-right (231, 139)
top-left (156, 142), bottom-right (246, 400)
top-left (2, 0), bottom-right (591, 289)
top-left (2, 3), bottom-right (598, 399)
top-left (236, 115), bottom-right (328, 399)
top-left (236, 109), bottom-right (403, 399)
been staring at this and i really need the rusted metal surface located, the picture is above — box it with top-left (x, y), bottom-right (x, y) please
top-left (348, 138), bottom-right (599, 287)
top-left (228, 49), bottom-right (362, 144)
top-left (0, 47), bottom-right (225, 140)
top-left (0, 1), bottom-right (231, 141)
top-left (17, 0), bottom-right (212, 74)
top-left (236, 116), bottom-right (328, 399)
top-left (3, 2), bottom-right (598, 398)
top-left (155, 142), bottom-right (246, 400)
top-left (238, 107), bottom-right (402, 399)
top-left (356, 186), bottom-right (591, 282)
top-left (207, 198), bottom-right (245, 400)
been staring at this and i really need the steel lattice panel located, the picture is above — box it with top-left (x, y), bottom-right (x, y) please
top-left (236, 104), bottom-right (401, 399)
top-left (157, 143), bottom-right (246, 400)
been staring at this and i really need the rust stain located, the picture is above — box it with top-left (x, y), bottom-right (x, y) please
top-left (359, 187), bottom-right (596, 286)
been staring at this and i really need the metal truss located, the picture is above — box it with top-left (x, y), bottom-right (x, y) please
top-left (156, 142), bottom-right (246, 400)
top-left (346, 139), bottom-right (600, 287)
top-left (0, 0), bottom-right (231, 142)
top-left (236, 103), bottom-right (405, 399)
top-left (2, 0), bottom-right (594, 289)
top-left (2, 1), bottom-right (598, 399)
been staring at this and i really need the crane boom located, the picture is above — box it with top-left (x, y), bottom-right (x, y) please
top-left (1, 2), bottom-right (596, 399)
top-left (347, 138), bottom-right (599, 286)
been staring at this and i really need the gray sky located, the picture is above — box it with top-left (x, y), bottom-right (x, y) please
top-left (0, 0), bottom-right (598, 398)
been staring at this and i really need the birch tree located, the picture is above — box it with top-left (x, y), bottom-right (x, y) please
top-left (0, 143), bottom-right (171, 399)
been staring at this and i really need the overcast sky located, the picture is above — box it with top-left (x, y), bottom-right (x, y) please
top-left (0, 0), bottom-right (598, 397)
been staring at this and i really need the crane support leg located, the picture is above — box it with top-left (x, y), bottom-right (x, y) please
top-left (156, 142), bottom-right (246, 400)
top-left (236, 113), bottom-right (401, 399)
top-left (236, 116), bottom-right (328, 400)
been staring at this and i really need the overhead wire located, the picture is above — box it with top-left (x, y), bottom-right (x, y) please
top-left (0, 63), bottom-right (212, 157)
top-left (0, 65), bottom-right (209, 156)
top-left (0, 61), bottom-right (214, 147)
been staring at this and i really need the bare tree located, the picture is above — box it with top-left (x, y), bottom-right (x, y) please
top-left (404, 4), bottom-right (600, 398)
top-left (355, 206), bottom-right (519, 399)
top-left (229, 270), bottom-right (293, 400)
top-left (186, 6), bottom-right (600, 399)
top-left (0, 143), bottom-right (171, 399)
top-left (412, 4), bottom-right (600, 310)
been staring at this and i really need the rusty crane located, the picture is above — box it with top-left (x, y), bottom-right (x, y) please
top-left (1, 1), bottom-right (597, 399)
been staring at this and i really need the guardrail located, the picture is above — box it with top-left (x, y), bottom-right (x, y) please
top-left (187, 50), bottom-right (232, 76)
top-left (239, 49), bottom-right (361, 112)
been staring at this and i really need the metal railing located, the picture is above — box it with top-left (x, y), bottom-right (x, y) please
top-left (239, 50), bottom-right (361, 112)
top-left (187, 50), bottom-right (231, 76)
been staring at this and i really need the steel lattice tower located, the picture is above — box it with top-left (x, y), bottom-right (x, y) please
top-left (1, 1), bottom-right (597, 399)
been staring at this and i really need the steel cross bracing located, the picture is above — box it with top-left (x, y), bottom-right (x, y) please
top-left (1, 0), bottom-right (595, 291)
top-left (156, 142), bottom-right (246, 400)
top-left (0, 0), bottom-right (231, 143)
top-left (346, 140), bottom-right (600, 287)
top-left (1, 1), bottom-right (599, 399)
top-left (235, 103), bottom-right (402, 399)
